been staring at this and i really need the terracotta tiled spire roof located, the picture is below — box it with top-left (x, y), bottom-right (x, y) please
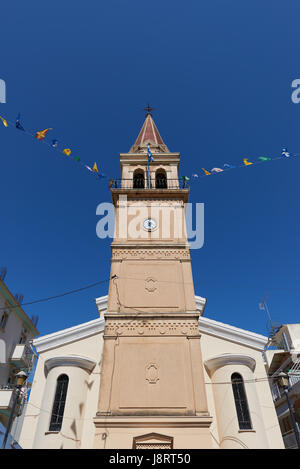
top-left (129, 112), bottom-right (169, 153)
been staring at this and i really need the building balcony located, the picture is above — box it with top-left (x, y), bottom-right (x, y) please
top-left (110, 178), bottom-right (190, 191)
top-left (0, 386), bottom-right (26, 418)
top-left (10, 344), bottom-right (35, 371)
top-left (270, 357), bottom-right (300, 402)
top-left (0, 386), bottom-right (14, 416)
top-left (271, 381), bottom-right (283, 401)
top-left (289, 357), bottom-right (300, 387)
top-left (271, 377), bottom-right (300, 403)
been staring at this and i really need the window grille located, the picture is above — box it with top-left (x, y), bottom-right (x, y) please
top-left (49, 374), bottom-right (69, 431)
top-left (231, 373), bottom-right (252, 430)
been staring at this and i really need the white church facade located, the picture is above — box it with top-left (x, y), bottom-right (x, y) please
top-left (19, 112), bottom-right (284, 449)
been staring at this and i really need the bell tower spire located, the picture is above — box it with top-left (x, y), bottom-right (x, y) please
top-left (129, 106), bottom-right (170, 154)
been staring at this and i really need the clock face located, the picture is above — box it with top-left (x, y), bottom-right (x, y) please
top-left (143, 218), bottom-right (157, 231)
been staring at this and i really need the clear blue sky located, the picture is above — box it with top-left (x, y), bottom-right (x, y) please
top-left (1, 0), bottom-right (299, 338)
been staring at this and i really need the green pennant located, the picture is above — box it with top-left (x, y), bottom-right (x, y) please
top-left (258, 157), bottom-right (271, 162)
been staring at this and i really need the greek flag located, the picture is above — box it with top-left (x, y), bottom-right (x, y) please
top-left (282, 148), bottom-right (290, 158)
top-left (147, 144), bottom-right (154, 162)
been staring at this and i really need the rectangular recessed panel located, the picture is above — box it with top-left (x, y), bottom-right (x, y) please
top-left (121, 262), bottom-right (180, 308)
top-left (118, 341), bottom-right (188, 410)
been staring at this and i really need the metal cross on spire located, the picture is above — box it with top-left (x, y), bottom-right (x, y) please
top-left (144, 104), bottom-right (155, 116)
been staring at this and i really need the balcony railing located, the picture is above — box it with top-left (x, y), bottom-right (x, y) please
top-left (271, 381), bottom-right (283, 401)
top-left (289, 357), bottom-right (300, 387)
top-left (110, 178), bottom-right (190, 190)
top-left (10, 344), bottom-right (35, 372)
top-left (271, 369), bottom-right (300, 402)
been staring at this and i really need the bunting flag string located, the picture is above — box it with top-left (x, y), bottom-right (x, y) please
top-left (202, 168), bottom-right (211, 175)
top-left (0, 111), bottom-right (299, 186)
top-left (0, 112), bottom-right (105, 181)
top-left (15, 113), bottom-right (25, 131)
top-left (0, 116), bottom-right (8, 128)
top-left (185, 147), bottom-right (300, 182)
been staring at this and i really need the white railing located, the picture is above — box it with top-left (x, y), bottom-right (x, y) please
top-left (271, 381), bottom-right (283, 401)
top-left (289, 357), bottom-right (300, 387)
top-left (270, 356), bottom-right (300, 401)
top-left (10, 344), bottom-right (35, 372)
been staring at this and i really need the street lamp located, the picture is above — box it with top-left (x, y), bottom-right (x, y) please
top-left (1, 370), bottom-right (28, 449)
top-left (276, 371), bottom-right (300, 449)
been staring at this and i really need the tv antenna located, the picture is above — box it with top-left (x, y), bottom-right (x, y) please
top-left (259, 291), bottom-right (281, 338)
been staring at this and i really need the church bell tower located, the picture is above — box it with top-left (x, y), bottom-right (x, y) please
top-left (94, 109), bottom-right (213, 449)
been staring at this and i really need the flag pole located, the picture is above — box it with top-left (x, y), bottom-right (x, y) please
top-left (147, 154), bottom-right (150, 189)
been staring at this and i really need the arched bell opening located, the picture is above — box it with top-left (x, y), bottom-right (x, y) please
top-left (133, 169), bottom-right (145, 189)
top-left (155, 170), bottom-right (167, 189)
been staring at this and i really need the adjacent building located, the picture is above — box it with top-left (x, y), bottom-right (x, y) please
top-left (0, 272), bottom-right (39, 447)
top-left (265, 324), bottom-right (300, 449)
top-left (19, 112), bottom-right (284, 449)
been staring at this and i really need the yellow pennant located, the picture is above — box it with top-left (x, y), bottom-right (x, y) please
top-left (243, 158), bottom-right (253, 166)
top-left (93, 162), bottom-right (99, 173)
top-left (62, 148), bottom-right (71, 156)
top-left (35, 128), bottom-right (52, 140)
top-left (202, 168), bottom-right (211, 175)
top-left (0, 116), bottom-right (8, 127)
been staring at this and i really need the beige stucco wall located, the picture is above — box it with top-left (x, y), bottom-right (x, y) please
top-left (121, 160), bottom-right (179, 183)
top-left (19, 332), bottom-right (103, 449)
top-left (19, 317), bottom-right (284, 449)
top-left (200, 332), bottom-right (284, 449)
top-left (94, 423), bottom-right (213, 449)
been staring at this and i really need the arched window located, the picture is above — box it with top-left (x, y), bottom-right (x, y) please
top-left (155, 170), bottom-right (167, 189)
top-left (49, 374), bottom-right (69, 431)
top-left (133, 170), bottom-right (145, 189)
top-left (231, 373), bottom-right (252, 430)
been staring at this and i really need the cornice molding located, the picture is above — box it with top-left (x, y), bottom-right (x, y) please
top-left (195, 296), bottom-right (206, 315)
top-left (104, 313), bottom-right (201, 338)
top-left (110, 243), bottom-right (190, 248)
top-left (198, 316), bottom-right (267, 351)
top-left (95, 295), bottom-right (108, 317)
top-left (110, 248), bottom-right (191, 261)
top-left (33, 317), bottom-right (105, 353)
top-left (45, 355), bottom-right (96, 373)
top-left (204, 354), bottom-right (256, 373)
top-left (96, 295), bottom-right (206, 315)
top-left (93, 415), bottom-right (213, 428)
top-left (120, 153), bottom-right (180, 161)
